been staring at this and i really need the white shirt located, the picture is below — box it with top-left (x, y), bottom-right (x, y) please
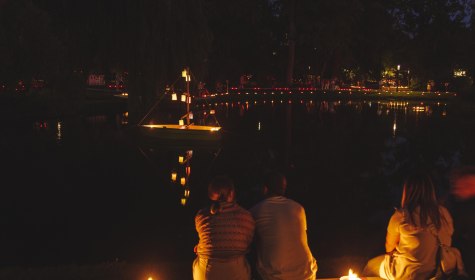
top-left (385, 206), bottom-right (454, 280)
top-left (250, 196), bottom-right (317, 280)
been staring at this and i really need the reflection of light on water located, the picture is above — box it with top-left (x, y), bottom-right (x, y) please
top-left (412, 106), bottom-right (426, 112)
top-left (392, 118), bottom-right (397, 137)
top-left (56, 121), bottom-right (62, 141)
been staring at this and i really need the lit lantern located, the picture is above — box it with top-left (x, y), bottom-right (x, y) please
top-left (186, 96), bottom-right (192, 104)
top-left (178, 156), bottom-right (184, 163)
top-left (340, 269), bottom-right (361, 280)
top-left (210, 110), bottom-right (215, 115)
top-left (179, 119), bottom-right (184, 126)
top-left (184, 188), bottom-right (190, 198)
top-left (180, 177), bottom-right (186, 186)
top-left (185, 166), bottom-right (191, 176)
top-left (171, 172), bottom-right (177, 182)
top-left (189, 112), bottom-right (193, 120)
top-left (171, 93), bottom-right (177, 100)
top-left (182, 69), bottom-right (187, 78)
top-left (181, 94), bottom-right (186, 102)
top-left (181, 197), bottom-right (187, 206)
top-left (148, 277), bottom-right (153, 280)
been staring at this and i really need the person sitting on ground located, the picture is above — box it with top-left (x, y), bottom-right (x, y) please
top-left (363, 169), bottom-right (462, 279)
top-left (193, 175), bottom-right (255, 280)
top-left (250, 171), bottom-right (318, 280)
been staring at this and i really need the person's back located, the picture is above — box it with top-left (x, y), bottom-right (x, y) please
top-left (386, 206), bottom-right (453, 279)
top-left (195, 201), bottom-right (255, 259)
top-left (250, 172), bottom-right (317, 280)
top-left (363, 170), bottom-right (466, 280)
top-left (193, 176), bottom-right (255, 280)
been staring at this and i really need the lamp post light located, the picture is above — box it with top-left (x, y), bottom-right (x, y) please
top-left (396, 65), bottom-right (400, 93)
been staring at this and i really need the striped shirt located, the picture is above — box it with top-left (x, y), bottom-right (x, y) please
top-left (195, 202), bottom-right (255, 259)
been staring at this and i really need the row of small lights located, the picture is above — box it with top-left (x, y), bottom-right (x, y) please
top-left (204, 88), bottom-right (455, 97)
top-left (196, 100), bottom-right (447, 108)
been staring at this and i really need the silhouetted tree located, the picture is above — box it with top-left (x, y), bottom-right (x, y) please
top-left (0, 0), bottom-right (63, 88)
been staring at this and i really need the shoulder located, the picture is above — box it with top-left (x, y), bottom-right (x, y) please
top-left (438, 205), bottom-right (452, 217)
top-left (195, 207), bottom-right (211, 221)
top-left (287, 198), bottom-right (304, 208)
top-left (389, 208), bottom-right (405, 224)
top-left (438, 205), bottom-right (453, 223)
top-left (235, 204), bottom-right (253, 217)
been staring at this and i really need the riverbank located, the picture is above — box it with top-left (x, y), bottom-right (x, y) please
top-left (0, 91), bottom-right (127, 121)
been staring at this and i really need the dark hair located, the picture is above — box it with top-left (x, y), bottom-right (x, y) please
top-left (401, 170), bottom-right (442, 229)
top-left (264, 171), bottom-right (286, 196)
top-left (208, 175), bottom-right (235, 214)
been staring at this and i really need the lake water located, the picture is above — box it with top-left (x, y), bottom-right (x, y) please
top-left (2, 97), bottom-right (475, 276)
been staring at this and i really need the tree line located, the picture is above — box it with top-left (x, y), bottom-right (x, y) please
top-left (0, 0), bottom-right (473, 100)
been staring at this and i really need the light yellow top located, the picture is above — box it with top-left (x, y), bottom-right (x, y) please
top-left (383, 206), bottom-right (453, 280)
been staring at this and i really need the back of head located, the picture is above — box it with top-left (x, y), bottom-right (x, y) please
top-left (402, 169), bottom-right (441, 229)
top-left (208, 175), bottom-right (235, 201)
top-left (264, 171), bottom-right (287, 196)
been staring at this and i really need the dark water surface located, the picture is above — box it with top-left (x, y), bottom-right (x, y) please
top-left (2, 98), bottom-right (475, 277)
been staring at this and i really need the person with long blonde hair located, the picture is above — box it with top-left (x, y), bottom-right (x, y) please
top-left (364, 170), bottom-right (457, 279)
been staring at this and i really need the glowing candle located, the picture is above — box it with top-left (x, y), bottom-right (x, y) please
top-left (340, 269), bottom-right (361, 280)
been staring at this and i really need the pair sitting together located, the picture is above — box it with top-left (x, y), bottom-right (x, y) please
top-left (192, 171), bottom-right (467, 280)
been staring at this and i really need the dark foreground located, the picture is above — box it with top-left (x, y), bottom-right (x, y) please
top-left (1, 94), bottom-right (474, 280)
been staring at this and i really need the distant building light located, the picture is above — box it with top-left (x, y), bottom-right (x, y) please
top-left (454, 69), bottom-right (466, 77)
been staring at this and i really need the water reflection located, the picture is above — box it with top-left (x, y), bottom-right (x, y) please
top-left (56, 121), bottom-right (62, 142)
top-left (30, 112), bottom-right (129, 145)
top-left (212, 99), bottom-right (446, 118)
top-left (137, 140), bottom-right (221, 206)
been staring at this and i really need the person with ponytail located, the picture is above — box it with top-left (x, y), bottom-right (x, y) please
top-left (364, 169), bottom-right (458, 279)
top-left (192, 175), bottom-right (255, 280)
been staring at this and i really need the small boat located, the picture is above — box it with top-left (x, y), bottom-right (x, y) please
top-left (139, 124), bottom-right (221, 142)
top-left (137, 68), bottom-right (222, 143)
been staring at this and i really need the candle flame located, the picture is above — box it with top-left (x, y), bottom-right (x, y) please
top-left (348, 269), bottom-right (359, 280)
